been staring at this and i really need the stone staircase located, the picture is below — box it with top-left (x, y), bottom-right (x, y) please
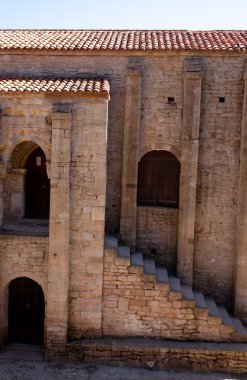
top-left (104, 236), bottom-right (247, 342)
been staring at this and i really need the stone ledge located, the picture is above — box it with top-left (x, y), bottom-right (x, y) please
top-left (66, 337), bottom-right (247, 374)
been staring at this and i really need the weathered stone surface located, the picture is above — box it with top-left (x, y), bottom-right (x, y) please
top-left (66, 338), bottom-right (247, 374)
top-left (0, 48), bottom-right (246, 363)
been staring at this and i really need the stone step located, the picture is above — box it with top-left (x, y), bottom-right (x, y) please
top-left (156, 267), bottom-right (169, 283)
top-left (218, 306), bottom-right (234, 326)
top-left (131, 252), bottom-right (143, 267)
top-left (107, 238), bottom-right (247, 341)
top-left (194, 291), bottom-right (208, 309)
top-left (118, 245), bottom-right (130, 259)
top-left (168, 276), bottom-right (182, 293)
top-left (104, 235), bottom-right (118, 249)
top-left (205, 297), bottom-right (221, 317)
top-left (231, 317), bottom-right (247, 334)
top-left (181, 285), bottom-right (194, 301)
top-left (143, 258), bottom-right (156, 276)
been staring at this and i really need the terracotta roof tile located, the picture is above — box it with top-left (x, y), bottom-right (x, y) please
top-left (0, 78), bottom-right (110, 95)
top-left (0, 30), bottom-right (246, 52)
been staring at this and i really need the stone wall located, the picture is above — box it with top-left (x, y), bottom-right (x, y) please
top-left (0, 54), bottom-right (128, 235)
top-left (0, 51), bottom-right (246, 331)
top-left (0, 235), bottom-right (48, 283)
top-left (103, 246), bottom-right (234, 342)
top-left (194, 57), bottom-right (244, 305)
top-left (0, 93), bottom-right (52, 223)
top-left (67, 338), bottom-right (247, 375)
top-left (0, 235), bottom-right (48, 344)
top-left (136, 206), bottom-right (178, 270)
top-left (0, 90), bottom-right (109, 350)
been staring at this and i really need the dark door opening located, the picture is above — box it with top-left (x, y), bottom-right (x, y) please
top-left (25, 147), bottom-right (50, 219)
top-left (8, 277), bottom-right (45, 344)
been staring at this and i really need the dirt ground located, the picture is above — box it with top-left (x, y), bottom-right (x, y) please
top-left (0, 359), bottom-right (246, 380)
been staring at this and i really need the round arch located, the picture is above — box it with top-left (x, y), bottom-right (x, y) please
top-left (2, 273), bottom-right (46, 295)
top-left (4, 138), bottom-right (50, 168)
top-left (4, 141), bottom-right (50, 220)
top-left (7, 277), bottom-right (45, 344)
top-left (139, 143), bottom-right (181, 163)
top-left (137, 149), bottom-right (180, 207)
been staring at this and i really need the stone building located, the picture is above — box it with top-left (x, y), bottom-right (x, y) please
top-left (0, 30), bottom-right (247, 359)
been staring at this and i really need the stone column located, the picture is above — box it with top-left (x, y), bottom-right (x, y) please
top-left (120, 70), bottom-right (141, 249)
top-left (177, 57), bottom-right (203, 285)
top-left (69, 97), bottom-right (109, 339)
top-left (235, 64), bottom-right (247, 320)
top-left (46, 106), bottom-right (71, 358)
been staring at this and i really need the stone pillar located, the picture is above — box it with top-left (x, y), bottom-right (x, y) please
top-left (177, 57), bottom-right (203, 285)
top-left (235, 64), bottom-right (247, 320)
top-left (120, 70), bottom-right (141, 249)
top-left (69, 97), bottom-right (109, 339)
top-left (46, 107), bottom-right (71, 358)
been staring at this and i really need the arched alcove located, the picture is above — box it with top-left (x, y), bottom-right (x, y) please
top-left (136, 150), bottom-right (181, 270)
top-left (137, 150), bottom-right (180, 208)
top-left (3, 141), bottom-right (50, 221)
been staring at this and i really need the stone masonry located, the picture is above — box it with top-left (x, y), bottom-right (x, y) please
top-left (0, 30), bottom-right (246, 360)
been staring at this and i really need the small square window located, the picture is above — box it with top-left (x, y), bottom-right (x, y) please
top-left (219, 97), bottom-right (225, 103)
top-left (168, 97), bottom-right (175, 105)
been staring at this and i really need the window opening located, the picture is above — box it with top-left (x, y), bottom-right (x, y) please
top-left (137, 150), bottom-right (180, 208)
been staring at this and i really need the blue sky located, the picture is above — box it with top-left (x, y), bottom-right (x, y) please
top-left (0, 0), bottom-right (246, 30)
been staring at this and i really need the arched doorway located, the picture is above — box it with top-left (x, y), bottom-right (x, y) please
top-left (24, 147), bottom-right (50, 219)
top-left (8, 277), bottom-right (45, 344)
top-left (136, 150), bottom-right (180, 270)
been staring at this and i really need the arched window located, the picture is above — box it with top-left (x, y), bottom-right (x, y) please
top-left (137, 150), bottom-right (180, 207)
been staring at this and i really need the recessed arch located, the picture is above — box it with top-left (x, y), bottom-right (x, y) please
top-left (4, 141), bottom-right (50, 220)
top-left (10, 141), bottom-right (39, 169)
top-left (8, 277), bottom-right (45, 344)
top-left (137, 150), bottom-right (180, 207)
top-left (3, 273), bottom-right (46, 295)
top-left (4, 137), bottom-right (50, 168)
top-left (139, 143), bottom-right (181, 163)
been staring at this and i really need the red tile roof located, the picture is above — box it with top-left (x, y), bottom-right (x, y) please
top-left (0, 30), bottom-right (246, 52)
top-left (0, 78), bottom-right (110, 96)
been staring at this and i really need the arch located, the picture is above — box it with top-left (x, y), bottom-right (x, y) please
top-left (139, 143), bottom-right (181, 163)
top-left (3, 273), bottom-right (46, 294)
top-left (10, 141), bottom-right (39, 169)
top-left (24, 146), bottom-right (50, 218)
top-left (2, 136), bottom-right (51, 164)
top-left (7, 277), bottom-right (45, 344)
top-left (137, 150), bottom-right (180, 207)
top-left (4, 141), bottom-right (50, 220)
top-left (7, 139), bottom-right (50, 170)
